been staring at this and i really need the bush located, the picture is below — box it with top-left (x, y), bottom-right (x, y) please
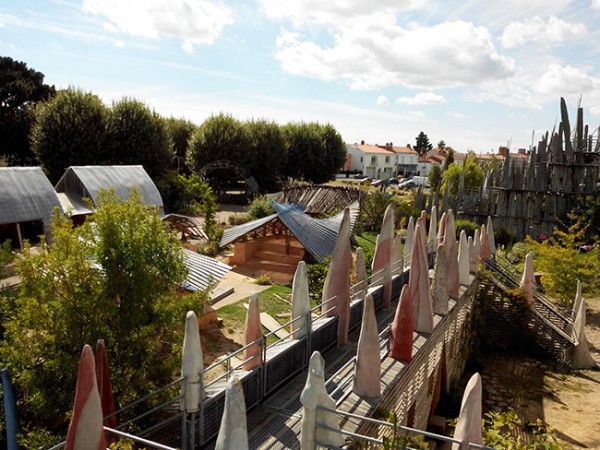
top-left (307, 256), bottom-right (330, 303)
top-left (455, 219), bottom-right (478, 238)
top-left (255, 274), bottom-right (272, 286)
top-left (494, 226), bottom-right (514, 248)
top-left (0, 239), bottom-right (12, 271)
top-left (246, 196), bottom-right (275, 221)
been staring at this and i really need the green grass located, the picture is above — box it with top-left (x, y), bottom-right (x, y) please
top-left (354, 231), bottom-right (378, 254)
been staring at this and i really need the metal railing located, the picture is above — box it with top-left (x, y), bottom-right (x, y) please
top-left (316, 406), bottom-right (496, 450)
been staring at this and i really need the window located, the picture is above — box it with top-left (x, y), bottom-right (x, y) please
top-left (371, 156), bottom-right (377, 164)
top-left (360, 157), bottom-right (363, 162)
top-left (385, 156), bottom-right (390, 163)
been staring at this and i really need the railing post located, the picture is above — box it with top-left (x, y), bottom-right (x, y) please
top-left (305, 310), bottom-right (312, 364)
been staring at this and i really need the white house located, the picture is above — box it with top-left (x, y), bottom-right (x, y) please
top-left (346, 143), bottom-right (396, 179)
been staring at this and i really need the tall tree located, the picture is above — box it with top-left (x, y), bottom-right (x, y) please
top-left (245, 119), bottom-right (287, 191)
top-left (0, 190), bottom-right (189, 440)
top-left (31, 88), bottom-right (109, 183)
top-left (164, 116), bottom-right (196, 172)
top-left (414, 131), bottom-right (433, 156)
top-left (107, 98), bottom-right (174, 180)
top-left (0, 57), bottom-right (55, 165)
top-left (442, 156), bottom-right (484, 195)
top-left (428, 163), bottom-right (442, 191)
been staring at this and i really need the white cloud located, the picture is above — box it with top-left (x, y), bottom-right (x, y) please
top-left (592, 0), bottom-right (600, 9)
top-left (82, 0), bottom-right (233, 51)
top-left (261, 0), bottom-right (424, 26)
top-left (377, 95), bottom-right (390, 106)
top-left (275, 21), bottom-right (514, 90)
top-left (501, 15), bottom-right (586, 48)
top-left (535, 64), bottom-right (600, 95)
top-left (113, 40), bottom-right (124, 47)
top-left (396, 92), bottom-right (447, 105)
top-left (446, 112), bottom-right (465, 119)
top-left (590, 106), bottom-right (600, 118)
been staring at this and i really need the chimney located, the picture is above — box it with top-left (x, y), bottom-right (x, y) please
top-left (518, 148), bottom-right (526, 155)
top-left (360, 139), bottom-right (365, 145)
top-left (498, 146), bottom-right (508, 158)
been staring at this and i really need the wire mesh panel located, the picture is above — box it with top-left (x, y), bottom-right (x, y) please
top-left (310, 316), bottom-right (338, 355)
top-left (199, 389), bottom-right (226, 445)
top-left (241, 368), bottom-right (263, 410)
top-left (264, 339), bottom-right (308, 396)
top-left (349, 298), bottom-right (364, 331)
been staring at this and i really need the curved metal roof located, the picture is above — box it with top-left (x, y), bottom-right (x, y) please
top-left (0, 167), bottom-right (62, 226)
top-left (181, 249), bottom-right (231, 292)
top-left (219, 200), bottom-right (360, 262)
top-left (55, 165), bottom-right (164, 213)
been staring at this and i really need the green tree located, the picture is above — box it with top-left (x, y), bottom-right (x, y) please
top-left (442, 156), bottom-right (484, 195)
top-left (414, 131), bottom-right (432, 156)
top-left (31, 88), bottom-right (109, 183)
top-left (437, 140), bottom-right (446, 150)
top-left (320, 123), bottom-right (347, 182)
top-left (0, 190), bottom-right (188, 436)
top-left (0, 57), bottom-right (55, 166)
top-left (443, 147), bottom-right (455, 170)
top-left (107, 97), bottom-right (173, 180)
top-left (428, 163), bottom-right (442, 191)
top-left (164, 116), bottom-right (196, 172)
top-left (245, 119), bottom-right (287, 191)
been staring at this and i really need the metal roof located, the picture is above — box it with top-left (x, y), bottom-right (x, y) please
top-left (0, 167), bottom-right (62, 226)
top-left (181, 249), bottom-right (231, 292)
top-left (56, 192), bottom-right (93, 216)
top-left (219, 201), bottom-right (360, 262)
top-left (55, 165), bottom-right (164, 214)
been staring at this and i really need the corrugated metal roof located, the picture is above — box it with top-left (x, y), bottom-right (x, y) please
top-left (56, 192), bottom-right (93, 216)
top-left (55, 165), bottom-right (164, 213)
top-left (219, 213), bottom-right (278, 247)
top-left (181, 249), bottom-right (231, 292)
top-left (219, 201), bottom-right (360, 262)
top-left (0, 167), bottom-right (62, 226)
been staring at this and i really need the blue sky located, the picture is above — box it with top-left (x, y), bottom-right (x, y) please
top-left (2, 0), bottom-right (600, 153)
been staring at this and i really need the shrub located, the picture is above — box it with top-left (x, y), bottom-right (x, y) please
top-left (246, 196), bottom-right (275, 221)
top-left (255, 274), bottom-right (272, 286)
top-left (455, 219), bottom-right (478, 238)
top-left (494, 226), bottom-right (514, 248)
top-left (307, 256), bottom-right (330, 303)
top-left (0, 239), bottom-right (12, 272)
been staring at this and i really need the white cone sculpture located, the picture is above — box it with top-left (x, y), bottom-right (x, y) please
top-left (428, 205), bottom-right (438, 251)
top-left (437, 211), bottom-right (447, 246)
top-left (301, 352), bottom-right (343, 449)
top-left (409, 223), bottom-right (433, 333)
top-left (468, 236), bottom-right (477, 273)
top-left (243, 293), bottom-right (263, 370)
top-left (372, 204), bottom-right (395, 309)
top-left (355, 247), bottom-right (368, 301)
top-left (458, 230), bottom-right (470, 286)
top-left (473, 229), bottom-right (481, 268)
top-left (480, 224), bottom-right (491, 261)
top-left (420, 210), bottom-right (428, 244)
top-left (392, 234), bottom-right (403, 276)
top-left (322, 209), bottom-right (352, 345)
top-left (486, 216), bottom-right (496, 256)
top-left (404, 216), bottom-right (415, 269)
top-left (431, 240), bottom-right (448, 315)
top-left (181, 311), bottom-right (204, 412)
top-left (65, 345), bottom-right (106, 450)
top-left (451, 373), bottom-right (483, 450)
top-left (570, 297), bottom-right (597, 369)
top-left (572, 280), bottom-right (583, 320)
top-left (445, 210), bottom-right (460, 298)
top-left (215, 376), bottom-right (249, 450)
top-left (352, 294), bottom-right (381, 397)
top-left (520, 252), bottom-right (535, 307)
top-left (291, 261), bottom-right (311, 339)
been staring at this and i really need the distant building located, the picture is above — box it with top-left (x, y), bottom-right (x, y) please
top-left (346, 141), bottom-right (418, 179)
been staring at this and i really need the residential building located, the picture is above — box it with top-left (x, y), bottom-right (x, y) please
top-left (346, 141), bottom-right (418, 179)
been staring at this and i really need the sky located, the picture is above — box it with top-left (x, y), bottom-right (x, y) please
top-left (1, 0), bottom-right (600, 153)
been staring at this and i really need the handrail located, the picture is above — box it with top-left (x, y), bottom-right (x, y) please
top-left (104, 426), bottom-right (177, 449)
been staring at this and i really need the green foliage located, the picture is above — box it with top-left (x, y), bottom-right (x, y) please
top-left (455, 219), bottom-right (479, 238)
top-left (255, 274), bottom-right (272, 286)
top-left (0, 190), bottom-right (188, 436)
top-left (495, 227), bottom-right (514, 248)
top-left (0, 239), bottom-right (12, 271)
top-left (381, 412), bottom-right (429, 449)
top-left (163, 116), bottom-right (196, 159)
top-left (107, 97), bottom-right (173, 180)
top-left (572, 192), bottom-right (600, 240)
top-left (428, 163), bottom-right (442, 191)
top-left (442, 156), bottom-right (484, 196)
top-left (481, 410), bottom-right (560, 449)
top-left (507, 240), bottom-right (536, 263)
top-left (244, 119), bottom-right (287, 191)
top-left (356, 191), bottom-right (391, 232)
top-left (307, 256), bottom-right (330, 303)
top-left (246, 196), bottom-right (275, 221)
top-left (414, 131), bottom-right (432, 157)
top-left (0, 56), bottom-right (55, 165)
top-left (31, 88), bottom-right (109, 183)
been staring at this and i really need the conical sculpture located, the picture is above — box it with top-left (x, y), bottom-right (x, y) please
top-left (437, 211), bottom-right (447, 245)
top-left (486, 216), bottom-right (496, 256)
top-left (428, 205), bottom-right (438, 251)
top-left (458, 230), bottom-right (470, 286)
top-left (181, 311), bottom-right (204, 412)
top-left (431, 240), bottom-right (448, 315)
top-left (392, 234), bottom-right (403, 276)
top-left (480, 224), bottom-right (491, 261)
top-left (445, 210), bottom-right (459, 298)
top-left (215, 376), bottom-right (249, 450)
top-left (291, 261), bottom-right (311, 339)
top-left (468, 236), bottom-right (477, 273)
top-left (354, 247), bottom-right (368, 301)
top-left (404, 216), bottom-right (415, 269)
top-left (372, 204), bottom-right (395, 309)
top-left (408, 223), bottom-right (433, 333)
top-left (389, 284), bottom-right (414, 362)
top-left (243, 293), bottom-right (263, 370)
top-left (569, 297), bottom-right (597, 369)
top-left (520, 252), bottom-right (535, 307)
top-left (95, 339), bottom-right (118, 440)
top-left (352, 294), bottom-right (381, 397)
top-left (451, 373), bottom-right (483, 450)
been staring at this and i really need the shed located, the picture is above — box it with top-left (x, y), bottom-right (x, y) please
top-left (0, 167), bottom-right (62, 248)
top-left (181, 249), bottom-right (231, 292)
top-left (55, 165), bottom-right (164, 217)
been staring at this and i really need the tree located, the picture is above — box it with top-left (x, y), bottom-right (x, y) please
top-left (31, 88), bottom-right (109, 183)
top-left (320, 123), bottom-right (347, 183)
top-left (164, 116), bottom-right (196, 172)
top-left (442, 156), bottom-right (484, 195)
top-left (107, 97), bottom-right (174, 180)
top-left (437, 140), bottom-right (446, 150)
top-left (0, 190), bottom-right (190, 437)
top-left (245, 119), bottom-right (287, 191)
top-left (428, 163), bottom-right (442, 191)
top-left (443, 147), bottom-right (455, 171)
top-left (0, 57), bottom-right (55, 165)
top-left (414, 131), bottom-right (433, 156)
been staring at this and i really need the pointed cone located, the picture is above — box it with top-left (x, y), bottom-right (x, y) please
top-left (322, 209), bottom-right (352, 344)
top-left (451, 373), bottom-right (483, 450)
top-left (372, 204), bottom-right (395, 309)
top-left (428, 205), bottom-right (438, 251)
top-left (458, 230), bottom-right (470, 286)
top-left (473, 229), bottom-right (481, 267)
top-left (404, 216), bottom-right (415, 269)
top-left (408, 223), bottom-right (433, 333)
top-left (65, 345), bottom-right (106, 450)
top-left (291, 261), bottom-right (311, 339)
top-left (389, 284), bottom-right (414, 362)
top-left (181, 311), bottom-right (204, 412)
top-left (354, 247), bottom-right (368, 301)
top-left (420, 209), bottom-right (428, 243)
top-left (572, 280), bottom-right (583, 319)
top-left (437, 212), bottom-right (447, 246)
top-left (431, 240), bottom-right (449, 315)
top-left (570, 299), bottom-right (597, 369)
top-left (1, 369), bottom-right (19, 450)
top-left (215, 376), bottom-right (249, 450)
top-left (520, 252), bottom-right (535, 306)
top-left (486, 216), bottom-right (496, 256)
top-left (480, 224), bottom-right (491, 260)
top-left (352, 294), bottom-right (381, 397)
top-left (95, 339), bottom-right (118, 438)
top-left (392, 234), bottom-right (403, 276)
top-left (445, 210), bottom-right (459, 298)
top-left (244, 293), bottom-right (263, 370)
top-left (468, 236), bottom-right (477, 273)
